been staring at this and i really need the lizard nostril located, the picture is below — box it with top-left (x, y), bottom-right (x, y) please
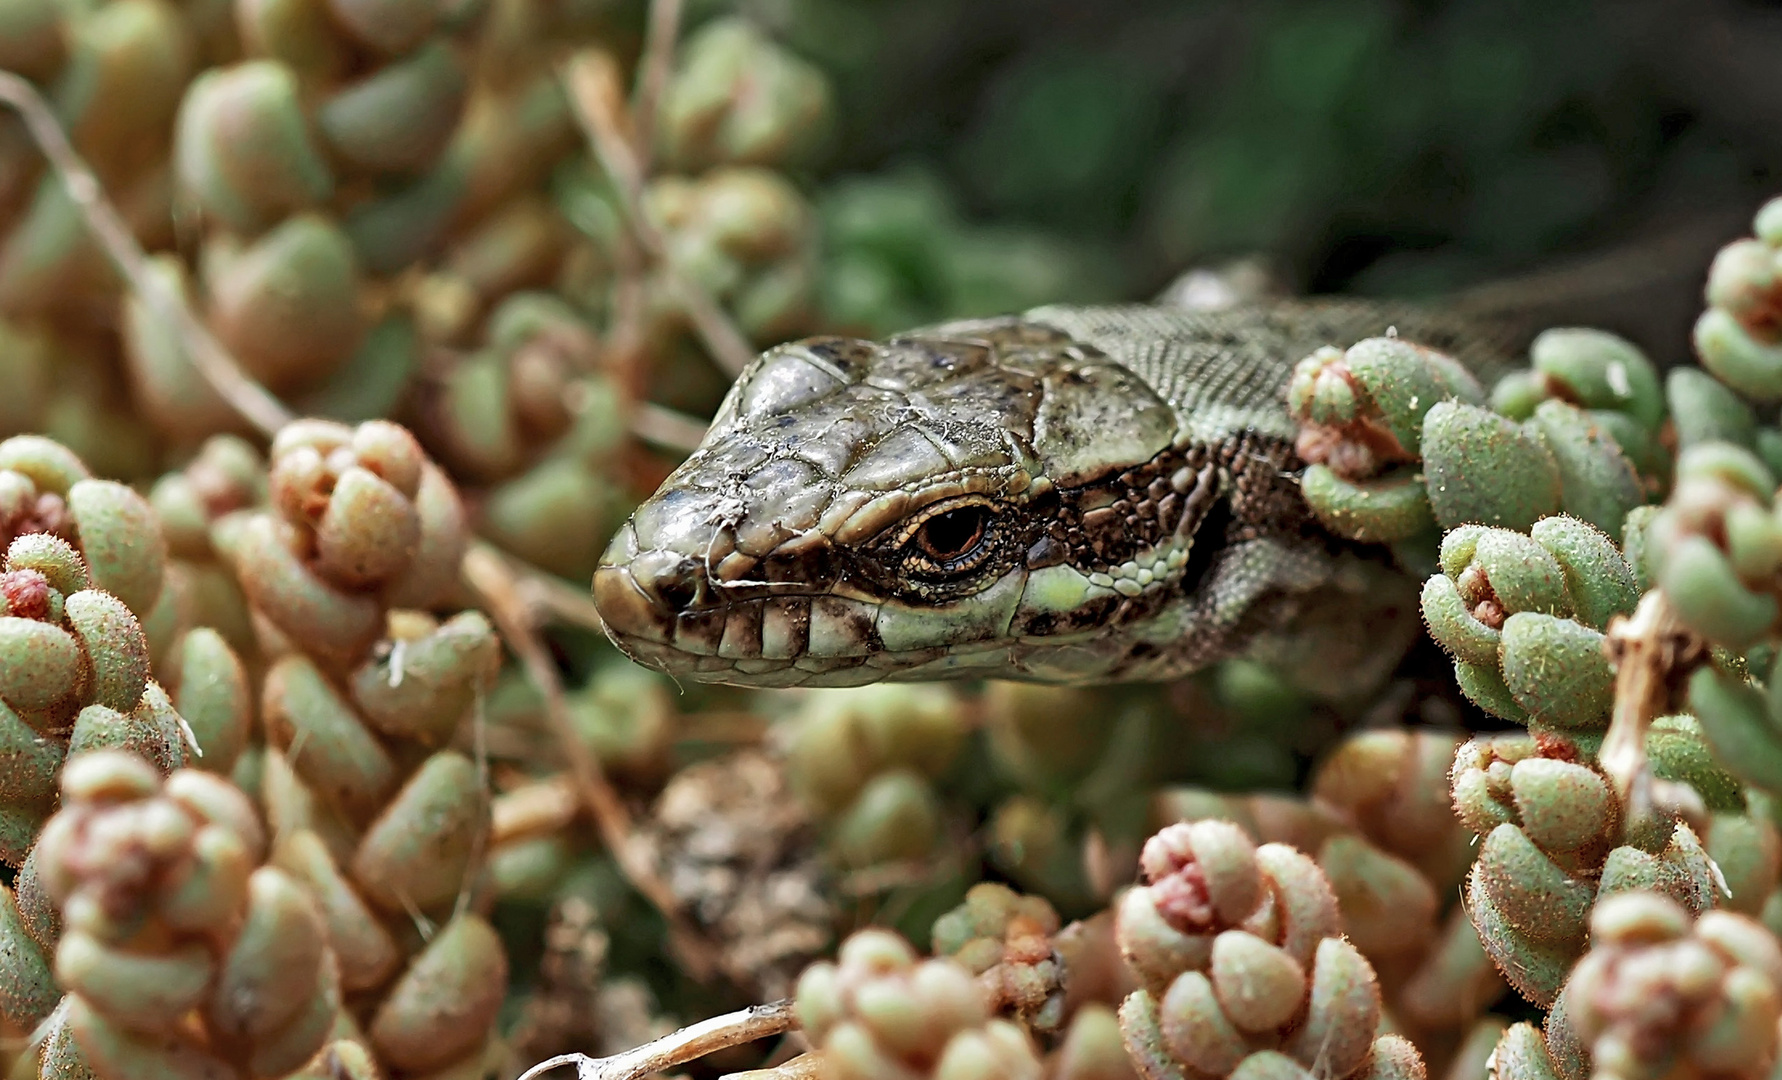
top-left (645, 559), bottom-right (702, 614)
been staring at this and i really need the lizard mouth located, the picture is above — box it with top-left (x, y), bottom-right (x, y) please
top-left (592, 560), bottom-right (957, 688)
top-left (592, 527), bottom-right (886, 686)
top-left (592, 524), bottom-right (1035, 687)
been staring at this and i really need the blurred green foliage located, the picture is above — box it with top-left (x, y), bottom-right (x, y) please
top-left (735, 0), bottom-right (1782, 319)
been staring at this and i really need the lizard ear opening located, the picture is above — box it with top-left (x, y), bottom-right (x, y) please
top-left (1177, 495), bottom-right (1232, 596)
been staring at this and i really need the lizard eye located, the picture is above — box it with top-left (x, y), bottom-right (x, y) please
top-left (884, 496), bottom-right (1006, 588)
top-left (915, 506), bottom-right (988, 564)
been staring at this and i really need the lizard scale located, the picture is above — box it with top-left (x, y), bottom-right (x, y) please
top-left (592, 301), bottom-right (1513, 691)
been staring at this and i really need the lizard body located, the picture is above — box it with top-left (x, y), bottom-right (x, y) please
top-left (592, 301), bottom-right (1517, 692)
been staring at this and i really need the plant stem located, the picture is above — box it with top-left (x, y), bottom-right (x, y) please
top-left (631, 400), bottom-right (710, 453)
top-left (517, 1000), bottom-right (799, 1080)
top-left (462, 542), bottom-right (740, 986)
top-left (562, 49), bottom-right (757, 378)
top-left (629, 0), bottom-right (685, 172)
top-left (1602, 589), bottom-right (1710, 829)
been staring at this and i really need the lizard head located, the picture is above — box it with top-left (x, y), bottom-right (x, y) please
top-left (593, 315), bottom-right (1415, 689)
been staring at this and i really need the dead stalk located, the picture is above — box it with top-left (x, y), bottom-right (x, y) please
top-left (1602, 589), bottom-right (1710, 829)
top-left (631, 400), bottom-right (710, 454)
top-left (492, 773), bottom-right (582, 845)
top-left (562, 50), bottom-right (757, 377)
top-left (720, 1050), bottom-right (829, 1080)
top-left (629, 0), bottom-right (685, 172)
top-left (461, 543), bottom-right (738, 986)
top-left (472, 540), bottom-right (611, 634)
top-left (517, 1000), bottom-right (799, 1080)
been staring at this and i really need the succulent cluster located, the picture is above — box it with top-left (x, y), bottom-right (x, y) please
top-left (1113, 820), bottom-right (1421, 1080)
top-left (1152, 730), bottom-right (1498, 1074)
top-left (793, 928), bottom-right (1045, 1080)
top-left (1451, 732), bottom-right (1725, 1007)
top-left (22, 751), bottom-right (345, 1080)
top-left (0, 422), bottom-right (515, 1080)
top-left (1494, 891), bottom-right (1782, 1080)
top-left (1694, 199), bottom-right (1782, 407)
top-left (1423, 516), bottom-right (1637, 730)
top-left (0, 435), bottom-right (188, 866)
top-left (782, 684), bottom-right (968, 872)
top-left (932, 883), bottom-right (1068, 1033)
top-left (1291, 328), bottom-right (1659, 549)
top-left (1273, 194), bottom-right (1782, 1080)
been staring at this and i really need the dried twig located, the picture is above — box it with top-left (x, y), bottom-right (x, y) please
top-left (454, 682), bottom-right (495, 923)
top-left (562, 50), bottom-right (757, 378)
top-left (0, 72), bottom-right (294, 440)
top-left (468, 539), bottom-right (611, 634)
top-left (629, 0), bottom-right (685, 172)
top-left (605, 236), bottom-right (652, 397)
top-left (631, 400), bottom-right (710, 454)
top-left (462, 543), bottom-right (737, 986)
top-left (1602, 589), bottom-right (1711, 829)
top-left (720, 1050), bottom-right (828, 1080)
top-left (517, 999), bottom-right (798, 1080)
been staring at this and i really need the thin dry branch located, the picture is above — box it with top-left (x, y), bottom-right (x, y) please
top-left (471, 540), bottom-right (612, 634)
top-left (631, 400), bottom-right (710, 454)
top-left (562, 49), bottom-right (758, 378)
top-left (453, 682), bottom-right (495, 923)
top-left (462, 543), bottom-right (740, 987)
top-left (720, 1050), bottom-right (829, 1080)
top-left (0, 72), bottom-right (294, 440)
top-left (517, 999), bottom-right (798, 1080)
top-left (629, 0), bottom-right (685, 173)
top-left (1602, 589), bottom-right (1711, 829)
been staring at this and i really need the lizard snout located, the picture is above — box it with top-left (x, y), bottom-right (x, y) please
top-left (592, 549), bottom-right (708, 646)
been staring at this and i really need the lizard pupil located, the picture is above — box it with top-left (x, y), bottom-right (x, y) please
top-left (915, 507), bottom-right (987, 563)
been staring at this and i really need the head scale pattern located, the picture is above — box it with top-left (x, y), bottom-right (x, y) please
top-left (593, 308), bottom-right (1419, 689)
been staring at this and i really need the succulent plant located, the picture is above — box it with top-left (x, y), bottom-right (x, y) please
top-left (26, 750), bottom-right (339, 1080)
top-left (932, 882), bottom-right (1068, 1033)
top-left (1646, 442), bottom-right (1782, 650)
top-left (1288, 336), bottom-right (1483, 544)
top-left (177, 418), bottom-right (510, 1079)
top-left (1113, 820), bottom-right (1420, 1080)
top-left (1535, 891), bottom-right (1782, 1080)
top-left (1421, 516), bottom-right (1637, 729)
top-left (1451, 734), bottom-right (1721, 1008)
top-left (795, 927), bottom-right (1045, 1080)
top-left (781, 684), bottom-right (968, 871)
top-left (659, 17), bottom-right (833, 172)
top-left (1158, 730), bottom-right (1503, 1060)
top-left (0, 435), bottom-right (196, 866)
top-left (1694, 195), bottom-right (1782, 406)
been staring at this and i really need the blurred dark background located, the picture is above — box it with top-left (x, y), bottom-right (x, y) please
top-left (713, 0), bottom-right (1782, 361)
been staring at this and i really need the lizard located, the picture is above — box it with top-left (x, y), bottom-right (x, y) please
top-left (590, 299), bottom-right (1525, 697)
